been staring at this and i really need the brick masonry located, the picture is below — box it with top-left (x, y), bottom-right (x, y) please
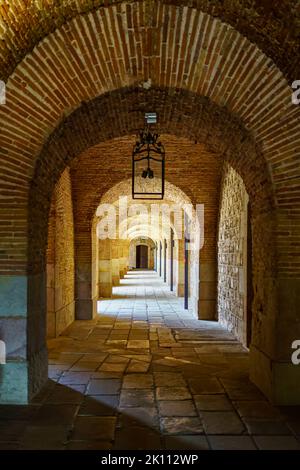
top-left (0, 1), bottom-right (298, 84)
top-left (0, 3), bottom-right (299, 281)
top-left (46, 168), bottom-right (75, 338)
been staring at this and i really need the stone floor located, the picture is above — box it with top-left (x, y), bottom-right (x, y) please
top-left (1, 270), bottom-right (300, 450)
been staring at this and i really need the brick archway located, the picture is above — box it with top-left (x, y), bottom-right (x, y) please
top-left (0, 2), bottom-right (299, 405)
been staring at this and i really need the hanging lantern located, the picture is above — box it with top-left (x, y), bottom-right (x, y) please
top-left (132, 114), bottom-right (165, 200)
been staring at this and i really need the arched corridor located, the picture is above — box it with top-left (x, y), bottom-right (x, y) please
top-left (0, 0), bottom-right (300, 453)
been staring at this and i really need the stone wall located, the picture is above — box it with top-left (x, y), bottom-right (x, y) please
top-left (217, 164), bottom-right (249, 346)
top-left (47, 168), bottom-right (75, 338)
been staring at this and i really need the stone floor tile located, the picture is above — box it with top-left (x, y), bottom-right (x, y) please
top-left (77, 353), bottom-right (108, 362)
top-left (45, 384), bottom-right (85, 404)
top-left (69, 362), bottom-right (100, 372)
top-left (30, 404), bottom-right (78, 425)
top-left (243, 418), bottom-right (292, 435)
top-left (114, 426), bottom-right (162, 450)
top-left (100, 363), bottom-right (127, 373)
top-left (0, 420), bottom-right (28, 441)
top-left (200, 411), bottom-right (245, 434)
top-left (59, 371), bottom-right (92, 385)
top-left (127, 360), bottom-right (150, 373)
top-left (158, 400), bottom-right (197, 417)
top-left (164, 435), bottom-right (209, 450)
top-left (0, 405), bottom-right (38, 421)
top-left (87, 379), bottom-right (121, 395)
top-left (253, 435), bottom-right (300, 450)
top-left (188, 377), bottom-right (224, 394)
top-left (67, 440), bottom-right (113, 450)
top-left (0, 441), bottom-right (21, 450)
top-left (125, 354), bottom-right (152, 362)
top-left (79, 395), bottom-right (119, 416)
top-left (154, 372), bottom-right (186, 387)
top-left (92, 371), bottom-right (123, 379)
top-left (194, 394), bottom-right (233, 411)
top-left (286, 420), bottom-right (300, 435)
top-left (72, 416), bottom-right (116, 441)
top-left (118, 407), bottom-right (159, 429)
top-left (105, 355), bottom-right (129, 364)
top-left (161, 417), bottom-right (203, 435)
top-left (208, 435), bottom-right (256, 450)
top-left (48, 366), bottom-right (66, 379)
top-left (120, 390), bottom-right (155, 407)
top-left (156, 387), bottom-right (191, 401)
top-left (127, 340), bottom-right (150, 349)
top-left (220, 378), bottom-right (265, 400)
top-left (106, 340), bottom-right (127, 347)
top-left (122, 373), bottom-right (153, 389)
top-left (233, 400), bottom-right (282, 419)
top-left (20, 425), bottom-right (71, 450)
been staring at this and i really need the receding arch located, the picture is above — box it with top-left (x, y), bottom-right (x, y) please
top-left (94, 177), bottom-right (199, 312)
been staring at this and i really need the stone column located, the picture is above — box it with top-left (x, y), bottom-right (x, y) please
top-left (75, 230), bottom-right (96, 319)
top-left (111, 240), bottom-right (120, 287)
top-left (175, 239), bottom-right (185, 296)
top-left (249, 208), bottom-right (300, 405)
top-left (46, 262), bottom-right (55, 338)
top-left (98, 239), bottom-right (112, 298)
top-left (119, 239), bottom-right (129, 278)
top-left (0, 275), bottom-right (37, 404)
top-left (198, 261), bottom-right (217, 320)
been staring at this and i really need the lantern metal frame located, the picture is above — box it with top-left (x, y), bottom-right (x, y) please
top-left (132, 128), bottom-right (165, 200)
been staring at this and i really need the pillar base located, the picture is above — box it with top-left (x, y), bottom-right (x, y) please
top-left (0, 362), bottom-right (29, 404)
top-left (0, 347), bottom-right (48, 404)
top-left (250, 345), bottom-right (300, 405)
top-left (76, 298), bottom-right (97, 319)
top-left (198, 299), bottom-right (216, 320)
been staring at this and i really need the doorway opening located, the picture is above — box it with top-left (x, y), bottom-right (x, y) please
top-left (136, 244), bottom-right (149, 269)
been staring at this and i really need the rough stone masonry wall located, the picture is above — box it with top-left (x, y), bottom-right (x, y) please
top-left (218, 164), bottom-right (249, 346)
top-left (47, 168), bottom-right (75, 337)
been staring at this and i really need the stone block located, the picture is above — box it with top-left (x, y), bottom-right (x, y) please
top-left (0, 362), bottom-right (28, 404)
top-left (199, 281), bottom-right (216, 300)
top-left (198, 300), bottom-right (216, 320)
top-left (0, 275), bottom-right (27, 317)
top-left (0, 318), bottom-right (27, 359)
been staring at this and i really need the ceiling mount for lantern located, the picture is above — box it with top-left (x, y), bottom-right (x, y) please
top-left (145, 112), bottom-right (157, 124)
top-left (132, 113), bottom-right (165, 200)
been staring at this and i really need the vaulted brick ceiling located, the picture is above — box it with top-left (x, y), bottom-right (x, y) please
top-left (1, 2), bottom-right (299, 201)
top-left (0, 0), bottom-right (299, 282)
top-left (0, 0), bottom-right (299, 83)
